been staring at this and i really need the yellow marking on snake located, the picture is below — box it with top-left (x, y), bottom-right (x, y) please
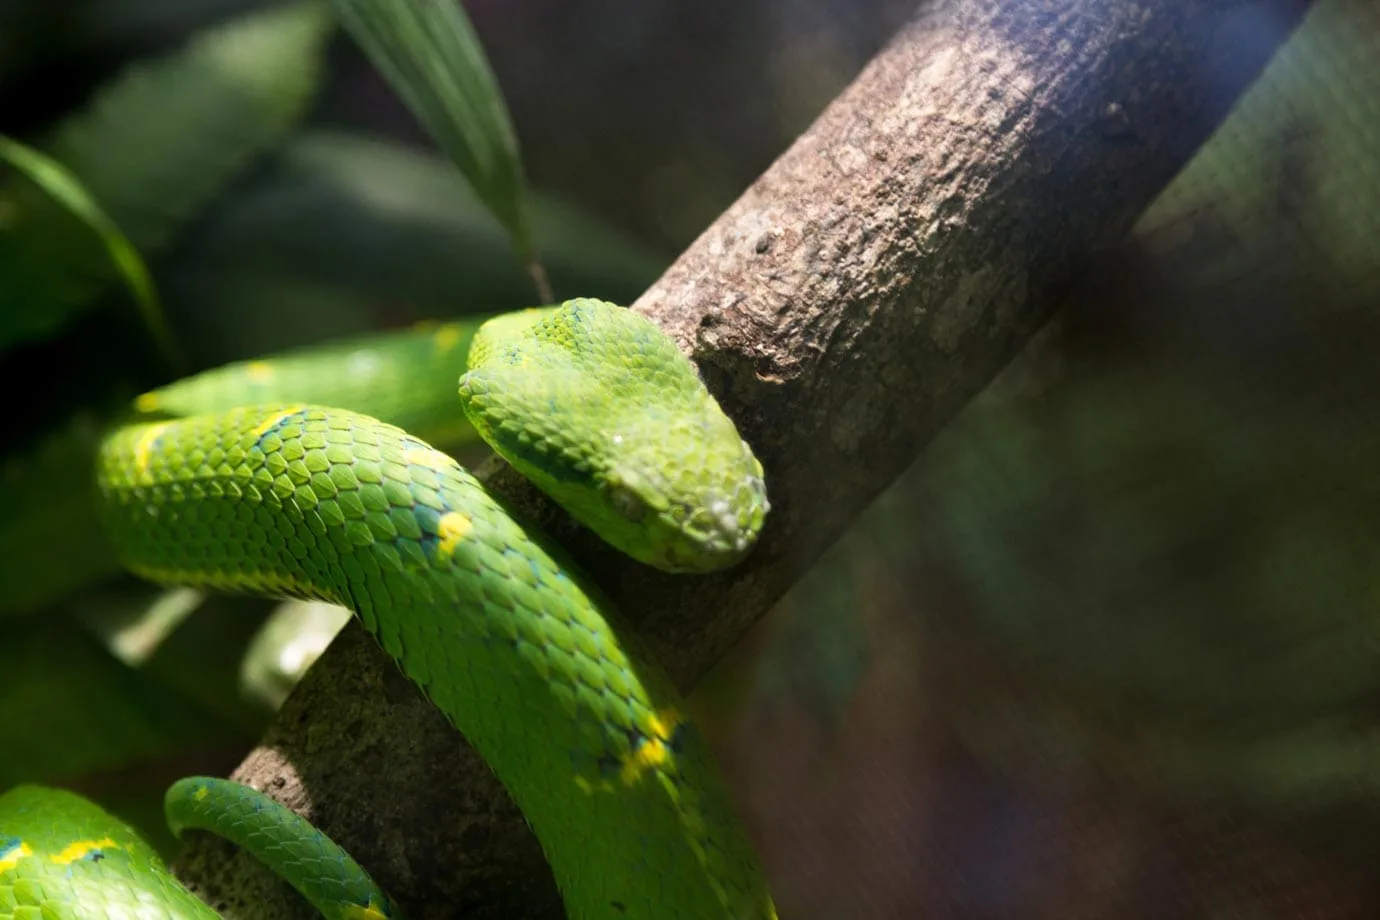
top-left (245, 361), bottom-right (276, 383)
top-left (431, 324), bottom-right (462, 354)
top-left (574, 709), bottom-right (685, 794)
top-left (342, 902), bottom-right (392, 920)
top-left (403, 448), bottom-right (457, 473)
top-left (134, 422), bottom-right (173, 474)
top-left (250, 405), bottom-right (309, 440)
top-left (436, 512), bottom-right (471, 557)
top-left (620, 709), bottom-right (682, 784)
top-left (0, 840), bottom-right (32, 871)
top-left (50, 838), bottom-right (118, 865)
top-left (646, 709), bottom-right (679, 743)
top-left (194, 786), bottom-right (209, 802)
top-left (134, 391), bottom-right (161, 413)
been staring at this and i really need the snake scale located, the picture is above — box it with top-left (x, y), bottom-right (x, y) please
top-left (0, 299), bottom-right (778, 919)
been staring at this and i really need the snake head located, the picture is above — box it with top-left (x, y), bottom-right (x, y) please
top-left (458, 299), bottom-right (769, 573)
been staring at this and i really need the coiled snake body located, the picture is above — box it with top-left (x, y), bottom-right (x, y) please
top-left (0, 299), bottom-right (777, 919)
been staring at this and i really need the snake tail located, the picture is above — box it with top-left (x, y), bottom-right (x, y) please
top-left (164, 777), bottom-right (403, 919)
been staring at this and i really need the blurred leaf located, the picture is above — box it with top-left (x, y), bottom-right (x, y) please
top-left (1138, 0), bottom-right (1380, 295)
top-left (0, 0), bottom-right (334, 352)
top-left (0, 133), bottom-right (179, 366)
top-left (78, 586), bottom-right (206, 666)
top-left (0, 616), bottom-right (242, 788)
top-left (0, 409), bottom-right (126, 618)
top-left (326, 0), bottom-right (534, 263)
top-left (82, 0), bottom-right (288, 46)
top-left (240, 600), bottom-right (352, 711)
top-left (74, 583), bottom-right (279, 737)
top-left (162, 131), bottom-right (667, 363)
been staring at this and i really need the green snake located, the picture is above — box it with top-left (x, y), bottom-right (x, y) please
top-left (0, 299), bottom-right (778, 919)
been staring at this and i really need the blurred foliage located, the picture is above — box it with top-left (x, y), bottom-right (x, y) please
top-left (0, 0), bottom-right (334, 352)
top-left (913, 0), bottom-right (1380, 821)
top-left (160, 129), bottom-right (664, 364)
top-left (691, 2), bottom-right (1380, 915)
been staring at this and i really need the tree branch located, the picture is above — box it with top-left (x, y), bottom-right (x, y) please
top-left (174, 0), bottom-right (1313, 916)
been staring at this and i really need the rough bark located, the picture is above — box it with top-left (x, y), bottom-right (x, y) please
top-left (174, 0), bottom-right (1314, 916)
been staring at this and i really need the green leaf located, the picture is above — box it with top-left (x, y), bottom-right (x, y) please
top-left (0, 616), bottom-right (241, 789)
top-left (0, 134), bottom-right (180, 367)
top-left (326, 0), bottom-right (535, 264)
top-left (160, 131), bottom-right (666, 365)
top-left (0, 0), bottom-right (334, 353)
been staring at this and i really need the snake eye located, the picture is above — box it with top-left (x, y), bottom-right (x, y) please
top-left (608, 484), bottom-right (647, 523)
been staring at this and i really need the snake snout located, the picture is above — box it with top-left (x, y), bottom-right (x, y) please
top-left (657, 471), bottom-right (769, 573)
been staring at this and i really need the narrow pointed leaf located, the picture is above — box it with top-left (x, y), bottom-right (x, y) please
top-left (326, 0), bottom-right (534, 262)
top-left (0, 134), bottom-right (180, 367)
